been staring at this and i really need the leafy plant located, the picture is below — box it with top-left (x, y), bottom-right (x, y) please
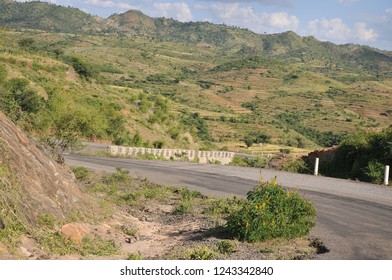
top-left (173, 201), bottom-right (193, 215)
top-left (184, 246), bottom-right (217, 260)
top-left (127, 252), bottom-right (143, 260)
top-left (230, 156), bottom-right (266, 168)
top-left (64, 56), bottom-right (98, 79)
top-left (217, 240), bottom-right (237, 255)
top-left (226, 178), bottom-right (316, 242)
top-left (363, 161), bottom-right (384, 184)
top-left (72, 167), bottom-right (91, 182)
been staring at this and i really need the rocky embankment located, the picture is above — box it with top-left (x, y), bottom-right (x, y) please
top-left (0, 111), bottom-right (85, 258)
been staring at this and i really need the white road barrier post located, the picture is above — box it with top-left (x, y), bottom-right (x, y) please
top-left (314, 157), bottom-right (319, 176)
top-left (384, 165), bottom-right (390, 186)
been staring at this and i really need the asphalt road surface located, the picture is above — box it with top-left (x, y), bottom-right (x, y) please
top-left (66, 155), bottom-right (392, 260)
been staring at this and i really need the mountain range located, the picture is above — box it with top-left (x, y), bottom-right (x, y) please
top-left (0, 0), bottom-right (391, 74)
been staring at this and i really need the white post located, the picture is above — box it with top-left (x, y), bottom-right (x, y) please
top-left (384, 165), bottom-right (390, 186)
top-left (314, 157), bottom-right (319, 176)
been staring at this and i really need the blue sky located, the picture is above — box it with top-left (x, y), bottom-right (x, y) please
top-left (15, 0), bottom-right (392, 50)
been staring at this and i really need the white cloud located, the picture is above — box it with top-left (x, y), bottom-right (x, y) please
top-left (84, 0), bottom-right (133, 10)
top-left (193, 4), bottom-right (208, 11)
top-left (338, 0), bottom-right (359, 4)
top-left (308, 18), bottom-right (351, 41)
top-left (354, 22), bottom-right (379, 41)
top-left (153, 2), bottom-right (193, 22)
top-left (308, 17), bottom-right (379, 43)
top-left (211, 3), bottom-right (255, 21)
top-left (196, 0), bottom-right (293, 8)
top-left (263, 12), bottom-right (299, 30)
top-left (15, 0), bottom-right (60, 2)
top-left (211, 3), bottom-right (298, 33)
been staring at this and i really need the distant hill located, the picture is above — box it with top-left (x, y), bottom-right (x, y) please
top-left (108, 11), bottom-right (392, 73)
top-left (0, 1), bottom-right (391, 74)
top-left (0, 0), bottom-right (106, 33)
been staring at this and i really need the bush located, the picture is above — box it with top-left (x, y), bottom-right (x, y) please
top-left (217, 240), bottom-right (237, 255)
top-left (64, 56), bottom-right (98, 79)
top-left (127, 252), bottom-right (143, 260)
top-left (226, 179), bottom-right (316, 242)
top-left (363, 161), bottom-right (384, 184)
top-left (230, 156), bottom-right (266, 168)
top-left (173, 201), bottom-right (193, 215)
top-left (318, 127), bottom-right (392, 183)
top-left (72, 167), bottom-right (91, 182)
top-left (185, 246), bottom-right (217, 260)
top-left (282, 158), bottom-right (310, 173)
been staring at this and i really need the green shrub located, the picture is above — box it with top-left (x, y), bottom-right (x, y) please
top-left (363, 161), bottom-right (384, 184)
top-left (64, 56), bottom-right (98, 79)
top-left (279, 148), bottom-right (291, 154)
top-left (173, 201), bottom-right (193, 215)
top-left (127, 252), bottom-right (143, 260)
top-left (203, 197), bottom-right (243, 217)
top-left (176, 188), bottom-right (202, 200)
top-left (185, 246), bottom-right (217, 260)
top-left (226, 179), bottom-right (316, 242)
top-left (230, 156), bottom-right (266, 168)
top-left (36, 231), bottom-right (77, 256)
top-left (282, 158), bottom-right (310, 173)
top-left (36, 214), bottom-right (56, 228)
top-left (217, 240), bottom-right (237, 255)
top-left (104, 168), bottom-right (131, 185)
top-left (72, 167), bottom-right (91, 182)
top-left (318, 127), bottom-right (392, 183)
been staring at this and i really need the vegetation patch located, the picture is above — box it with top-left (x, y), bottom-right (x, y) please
top-left (226, 178), bottom-right (316, 242)
top-left (316, 126), bottom-right (392, 184)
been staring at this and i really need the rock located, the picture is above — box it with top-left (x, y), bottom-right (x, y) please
top-left (18, 246), bottom-right (32, 258)
top-left (0, 111), bottom-right (83, 225)
top-left (60, 223), bottom-right (90, 244)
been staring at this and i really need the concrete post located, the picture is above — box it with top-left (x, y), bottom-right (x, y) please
top-left (314, 157), bottom-right (319, 176)
top-left (384, 165), bottom-right (390, 186)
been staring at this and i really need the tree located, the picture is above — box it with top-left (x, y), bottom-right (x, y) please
top-left (65, 56), bottom-right (98, 79)
top-left (244, 136), bottom-right (254, 148)
top-left (18, 38), bottom-right (36, 51)
top-left (44, 109), bottom-right (83, 164)
top-left (132, 131), bottom-right (143, 146)
top-left (0, 78), bottom-right (44, 123)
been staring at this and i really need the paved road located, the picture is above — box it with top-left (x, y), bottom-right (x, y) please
top-left (65, 155), bottom-right (392, 260)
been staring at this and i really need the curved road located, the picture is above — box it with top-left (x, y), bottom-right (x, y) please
top-left (65, 155), bottom-right (392, 260)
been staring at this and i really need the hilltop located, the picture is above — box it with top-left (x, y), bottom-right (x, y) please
top-left (1, 1), bottom-right (391, 74)
top-left (0, 0), bottom-right (108, 33)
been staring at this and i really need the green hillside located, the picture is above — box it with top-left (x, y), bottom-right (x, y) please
top-left (0, 0), bottom-right (106, 33)
top-left (108, 11), bottom-right (392, 74)
top-left (0, 1), bottom-right (391, 158)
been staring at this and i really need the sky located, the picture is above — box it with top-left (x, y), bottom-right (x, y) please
top-left (15, 0), bottom-right (392, 50)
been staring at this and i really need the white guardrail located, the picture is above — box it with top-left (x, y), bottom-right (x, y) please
top-left (107, 145), bottom-right (235, 165)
